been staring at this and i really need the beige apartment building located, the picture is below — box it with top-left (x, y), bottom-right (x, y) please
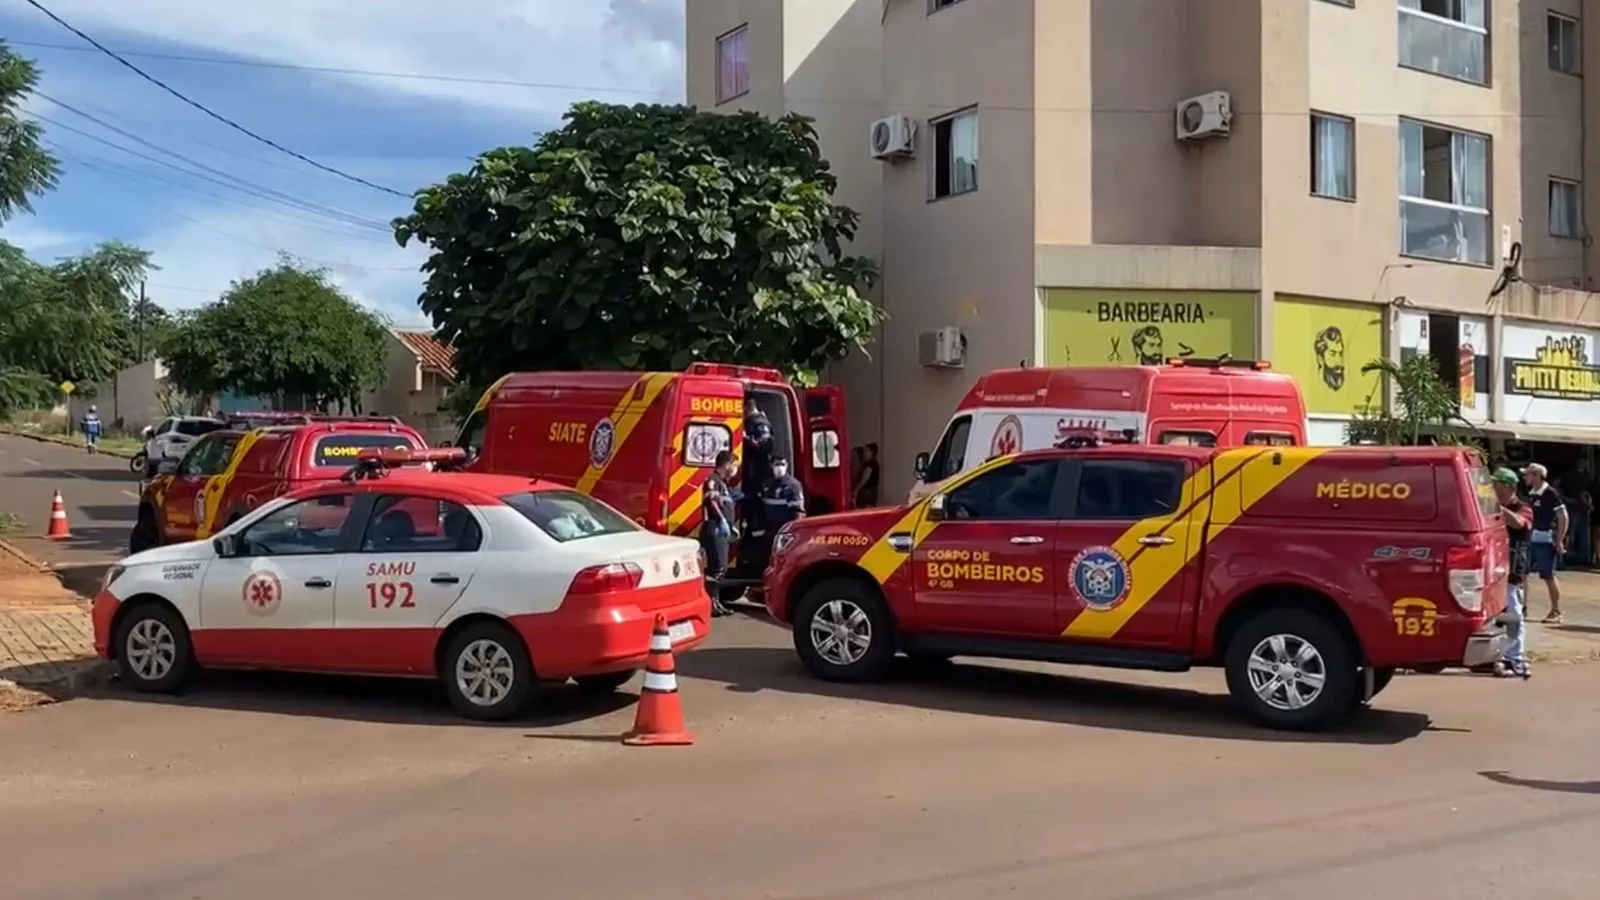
top-left (687, 0), bottom-right (1600, 497)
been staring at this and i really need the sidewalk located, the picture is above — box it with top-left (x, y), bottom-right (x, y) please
top-left (0, 543), bottom-right (104, 711)
top-left (1520, 568), bottom-right (1600, 663)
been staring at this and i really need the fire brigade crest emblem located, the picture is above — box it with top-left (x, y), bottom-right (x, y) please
top-left (1070, 545), bottom-right (1131, 611)
top-left (589, 417), bottom-right (616, 467)
top-left (988, 415), bottom-right (1023, 459)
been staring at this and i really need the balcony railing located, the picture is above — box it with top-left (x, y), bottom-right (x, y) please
top-left (1398, 8), bottom-right (1487, 85)
top-left (1400, 197), bottom-right (1490, 265)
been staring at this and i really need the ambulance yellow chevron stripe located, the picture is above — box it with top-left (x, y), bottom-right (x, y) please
top-left (575, 373), bottom-right (674, 494)
top-left (855, 446), bottom-right (1332, 641)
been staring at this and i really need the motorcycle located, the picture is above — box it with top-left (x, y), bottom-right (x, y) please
top-left (129, 450), bottom-right (148, 473)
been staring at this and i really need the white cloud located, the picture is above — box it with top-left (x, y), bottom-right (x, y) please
top-left (23, 0), bottom-right (688, 117)
top-left (0, 217), bottom-right (89, 256)
top-left (138, 205), bottom-right (430, 325)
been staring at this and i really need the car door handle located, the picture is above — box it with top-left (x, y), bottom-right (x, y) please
top-left (1137, 535), bottom-right (1175, 547)
top-left (430, 574), bottom-right (460, 585)
top-left (304, 578), bottom-right (332, 589)
top-left (1009, 536), bottom-right (1045, 545)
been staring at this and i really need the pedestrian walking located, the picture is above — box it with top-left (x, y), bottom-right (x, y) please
top-left (701, 450), bottom-right (738, 618)
top-left (1492, 467), bottom-right (1532, 678)
top-left (1522, 462), bottom-right (1569, 623)
top-left (80, 405), bottom-right (102, 453)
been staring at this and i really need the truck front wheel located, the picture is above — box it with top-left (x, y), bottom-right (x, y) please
top-left (1224, 608), bottom-right (1359, 731)
top-left (792, 578), bottom-right (895, 684)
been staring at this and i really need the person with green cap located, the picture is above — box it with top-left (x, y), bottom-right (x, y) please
top-left (1492, 466), bottom-right (1532, 678)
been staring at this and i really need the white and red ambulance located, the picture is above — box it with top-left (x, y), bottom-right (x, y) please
top-left (93, 448), bottom-right (711, 720)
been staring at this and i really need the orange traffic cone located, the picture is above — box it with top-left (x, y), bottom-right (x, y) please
top-left (622, 615), bottom-right (694, 746)
top-left (43, 490), bottom-right (71, 541)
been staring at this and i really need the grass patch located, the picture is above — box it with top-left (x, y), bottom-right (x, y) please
top-left (0, 513), bottom-right (24, 534)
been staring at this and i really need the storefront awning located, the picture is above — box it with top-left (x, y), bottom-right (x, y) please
top-left (1466, 422), bottom-right (1600, 445)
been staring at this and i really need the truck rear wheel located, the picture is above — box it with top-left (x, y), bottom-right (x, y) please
top-left (1224, 608), bottom-right (1358, 731)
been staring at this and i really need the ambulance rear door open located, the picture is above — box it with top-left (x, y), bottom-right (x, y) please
top-left (801, 385), bottom-right (849, 514)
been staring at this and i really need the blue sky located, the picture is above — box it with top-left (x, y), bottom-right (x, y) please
top-left (0, 0), bottom-right (685, 327)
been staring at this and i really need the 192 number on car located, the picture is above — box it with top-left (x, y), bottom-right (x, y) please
top-left (367, 581), bottom-right (415, 608)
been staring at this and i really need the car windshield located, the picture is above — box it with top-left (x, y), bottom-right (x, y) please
top-left (175, 419), bottom-right (223, 437)
top-left (502, 490), bottom-right (637, 542)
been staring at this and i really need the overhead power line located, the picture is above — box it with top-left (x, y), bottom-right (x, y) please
top-left (16, 0), bottom-right (412, 197)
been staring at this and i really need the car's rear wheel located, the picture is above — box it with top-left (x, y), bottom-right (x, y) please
top-left (114, 603), bottom-right (194, 693)
top-left (1224, 608), bottom-right (1359, 731)
top-left (440, 622), bottom-right (535, 721)
top-left (573, 669), bottom-right (636, 692)
top-left (792, 578), bottom-right (895, 683)
top-left (129, 507), bottom-right (161, 555)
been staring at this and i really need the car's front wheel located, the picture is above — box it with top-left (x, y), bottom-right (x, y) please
top-left (1224, 608), bottom-right (1359, 731)
top-left (440, 622), bottom-right (535, 721)
top-left (791, 578), bottom-right (895, 684)
top-left (114, 602), bottom-right (194, 693)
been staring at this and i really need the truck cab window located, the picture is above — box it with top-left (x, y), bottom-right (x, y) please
top-left (1245, 432), bottom-right (1295, 446)
top-left (1074, 459), bottom-right (1184, 519)
top-left (1160, 431), bottom-right (1215, 447)
top-left (456, 409), bottom-right (487, 459)
top-left (945, 459), bottom-right (1063, 520)
top-left (926, 416), bottom-right (972, 481)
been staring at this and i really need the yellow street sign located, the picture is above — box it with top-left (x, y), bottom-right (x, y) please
top-left (59, 381), bottom-right (75, 395)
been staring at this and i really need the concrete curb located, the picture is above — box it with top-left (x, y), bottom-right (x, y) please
top-left (0, 428), bottom-right (136, 459)
top-left (0, 536), bottom-right (49, 572)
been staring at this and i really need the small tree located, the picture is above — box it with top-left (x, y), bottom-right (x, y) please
top-left (162, 258), bottom-right (389, 411)
top-left (1345, 355), bottom-right (1468, 446)
top-left (0, 42), bottom-right (59, 223)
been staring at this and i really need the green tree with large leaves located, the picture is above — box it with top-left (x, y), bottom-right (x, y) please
top-left (162, 258), bottom-right (389, 410)
top-left (0, 42), bottom-right (59, 222)
top-left (394, 102), bottom-right (881, 386)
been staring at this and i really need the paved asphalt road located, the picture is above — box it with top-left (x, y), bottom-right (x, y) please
top-left (0, 432), bottom-right (143, 589)
top-left (2, 432), bottom-right (1599, 899)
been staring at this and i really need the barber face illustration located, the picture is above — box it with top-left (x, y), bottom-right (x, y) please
top-left (1314, 326), bottom-right (1346, 391)
top-left (1131, 326), bottom-right (1164, 365)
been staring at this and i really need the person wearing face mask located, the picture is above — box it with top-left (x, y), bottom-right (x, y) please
top-left (747, 454), bottom-right (805, 577)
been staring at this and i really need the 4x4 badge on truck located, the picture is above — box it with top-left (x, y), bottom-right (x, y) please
top-left (1070, 546), bottom-right (1132, 611)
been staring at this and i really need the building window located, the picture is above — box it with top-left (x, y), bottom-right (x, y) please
top-left (1550, 178), bottom-right (1581, 238)
top-left (1549, 13), bottom-right (1580, 75)
top-left (716, 26), bottom-right (749, 104)
top-left (1318, 0), bottom-right (1355, 6)
top-left (929, 0), bottom-right (966, 10)
top-left (1398, 0), bottom-right (1488, 85)
top-left (1310, 113), bottom-right (1355, 200)
top-left (932, 109), bottom-right (978, 198)
top-left (1398, 119), bottom-right (1490, 265)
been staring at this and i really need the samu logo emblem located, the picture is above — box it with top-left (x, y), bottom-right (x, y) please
top-left (588, 418), bottom-right (616, 467)
top-left (1070, 546), bottom-right (1131, 611)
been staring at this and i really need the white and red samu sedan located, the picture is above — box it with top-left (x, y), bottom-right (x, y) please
top-left (93, 449), bottom-right (712, 720)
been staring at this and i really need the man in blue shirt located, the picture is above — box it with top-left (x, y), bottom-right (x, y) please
top-left (80, 405), bottom-right (102, 453)
top-left (1523, 463), bottom-right (1569, 624)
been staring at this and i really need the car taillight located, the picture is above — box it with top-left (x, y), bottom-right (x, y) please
top-left (1446, 543), bottom-right (1486, 612)
top-left (565, 562), bottom-right (644, 601)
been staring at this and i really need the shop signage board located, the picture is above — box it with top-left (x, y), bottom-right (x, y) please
top-left (1502, 322), bottom-right (1600, 427)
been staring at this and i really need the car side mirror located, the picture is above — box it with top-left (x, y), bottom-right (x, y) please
top-left (914, 452), bottom-right (930, 479)
top-left (926, 493), bottom-right (948, 521)
top-left (155, 458), bottom-right (179, 475)
top-left (212, 534), bottom-right (237, 558)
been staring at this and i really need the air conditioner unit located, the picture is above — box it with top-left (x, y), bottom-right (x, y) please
top-left (869, 114), bottom-right (916, 160)
top-left (1175, 90), bottom-right (1232, 141)
top-left (918, 326), bottom-right (965, 368)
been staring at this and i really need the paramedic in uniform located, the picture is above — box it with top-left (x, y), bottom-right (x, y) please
top-left (748, 454), bottom-right (805, 574)
top-left (701, 450), bottom-right (738, 618)
top-left (741, 401), bottom-right (774, 533)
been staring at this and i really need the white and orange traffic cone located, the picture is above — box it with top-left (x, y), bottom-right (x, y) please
top-left (44, 489), bottom-right (71, 541)
top-left (622, 615), bottom-right (694, 747)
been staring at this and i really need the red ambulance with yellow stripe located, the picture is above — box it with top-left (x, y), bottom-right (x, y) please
top-left (454, 363), bottom-right (850, 544)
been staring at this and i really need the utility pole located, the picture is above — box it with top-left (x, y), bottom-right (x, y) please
top-left (136, 280), bottom-right (146, 362)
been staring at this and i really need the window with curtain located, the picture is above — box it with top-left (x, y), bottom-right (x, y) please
top-left (1398, 119), bottom-right (1491, 264)
top-left (1398, 0), bottom-right (1488, 85)
top-left (933, 109), bottom-right (979, 198)
top-left (716, 26), bottom-right (749, 104)
top-left (1310, 113), bottom-right (1355, 200)
top-left (1548, 13), bottom-right (1580, 74)
top-left (1550, 179), bottom-right (1581, 238)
